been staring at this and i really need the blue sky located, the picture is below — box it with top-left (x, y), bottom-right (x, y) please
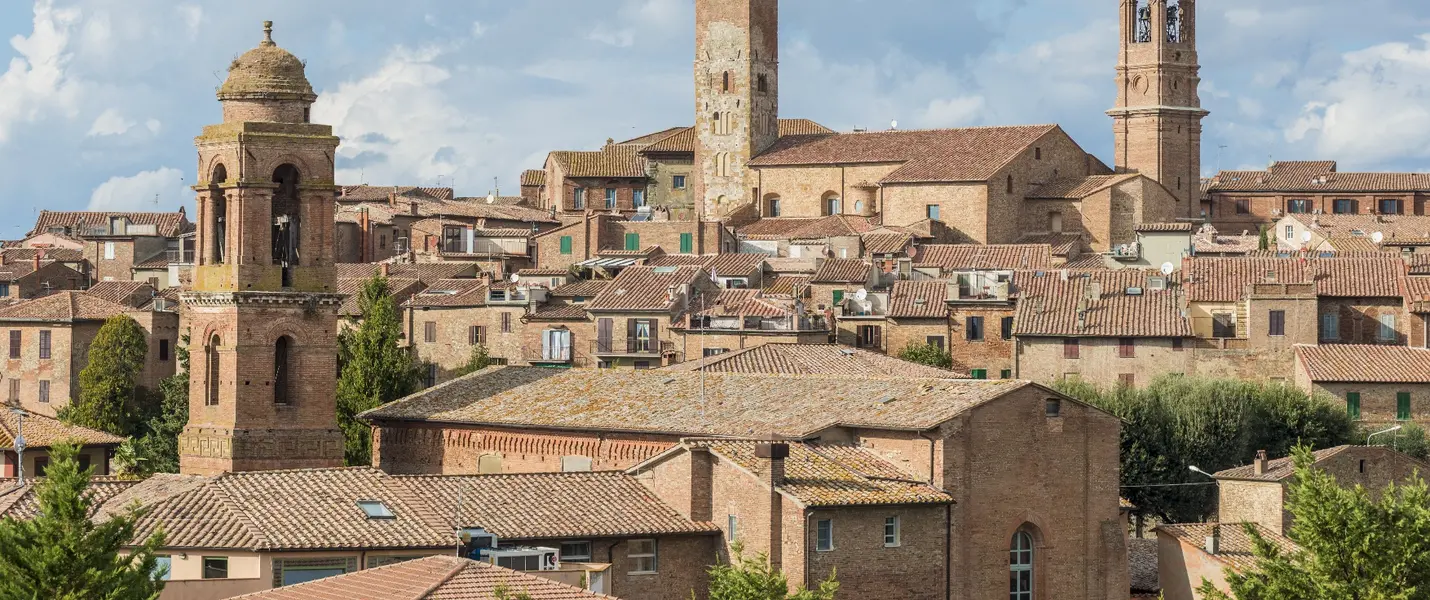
top-left (2, 0), bottom-right (1430, 229)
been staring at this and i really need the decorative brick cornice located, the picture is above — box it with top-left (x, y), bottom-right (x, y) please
top-left (180, 291), bottom-right (346, 308)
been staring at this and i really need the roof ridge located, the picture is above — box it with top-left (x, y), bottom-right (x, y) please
top-left (206, 476), bottom-right (279, 551)
top-left (417, 558), bottom-right (472, 599)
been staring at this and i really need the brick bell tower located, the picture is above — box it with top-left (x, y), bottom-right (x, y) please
top-left (693, 0), bottom-right (779, 220)
top-left (1109, 0), bottom-right (1207, 211)
top-left (179, 21), bottom-right (345, 475)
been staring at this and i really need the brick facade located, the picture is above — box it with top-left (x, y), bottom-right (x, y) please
top-left (693, 0), bottom-right (779, 219)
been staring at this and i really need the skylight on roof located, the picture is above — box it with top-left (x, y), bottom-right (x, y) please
top-left (652, 266), bottom-right (678, 274)
top-left (356, 500), bottom-right (395, 519)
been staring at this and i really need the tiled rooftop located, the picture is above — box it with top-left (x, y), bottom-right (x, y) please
top-left (640, 119), bottom-right (833, 154)
top-left (586, 265), bottom-right (702, 312)
top-left (339, 277), bottom-right (425, 315)
top-left (83, 280), bottom-right (156, 308)
top-left (404, 278), bottom-right (489, 308)
top-left (735, 215), bottom-right (879, 241)
top-left (702, 253), bottom-right (768, 279)
top-left (887, 280), bottom-right (949, 318)
top-left (1208, 160), bottom-right (1430, 193)
top-left (1026, 174), bottom-right (1139, 199)
top-left (748, 124), bottom-right (1058, 184)
top-left (862, 232), bottom-right (914, 256)
top-left (335, 263), bottom-right (480, 284)
top-left (662, 344), bottom-right (959, 379)
top-left (0, 410), bottom-right (126, 450)
top-left (809, 259), bottom-right (870, 284)
top-left (1207, 446), bottom-right (1423, 482)
top-left (229, 555), bottom-right (613, 600)
top-left (762, 275), bottom-right (811, 298)
top-left (1157, 522), bottom-right (1298, 570)
top-left (550, 144), bottom-right (647, 179)
top-left (915, 245), bottom-right (1054, 271)
top-left (0, 292), bottom-right (134, 322)
top-left (679, 439), bottom-right (952, 508)
top-left (361, 366), bottom-right (1032, 438)
top-left (520, 169), bottom-right (546, 187)
top-left (689, 289), bottom-right (794, 318)
top-left (1015, 278), bottom-right (1192, 338)
top-left (1182, 255), bottom-right (1406, 302)
top-left (30, 211), bottom-right (190, 238)
top-left (1296, 345), bottom-right (1430, 383)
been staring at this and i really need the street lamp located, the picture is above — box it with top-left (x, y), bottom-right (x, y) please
top-left (1367, 425), bottom-right (1403, 446)
top-left (1188, 465), bottom-right (1215, 479)
top-left (10, 407), bottom-right (27, 485)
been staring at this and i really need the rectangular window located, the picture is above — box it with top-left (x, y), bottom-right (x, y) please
top-left (633, 189), bottom-right (646, 208)
top-left (831, 290), bottom-right (844, 305)
top-left (33, 456), bottom-right (48, 477)
top-left (1321, 313), bottom-right (1340, 341)
top-left (1398, 392), bottom-right (1412, 421)
top-left (966, 316), bottom-right (984, 342)
top-left (424, 321), bottom-right (436, 343)
top-left (857, 325), bottom-right (881, 350)
top-left (38, 380), bottom-right (48, 404)
top-left (9, 331), bottom-right (19, 358)
top-left (559, 235), bottom-right (573, 255)
top-left (1235, 199), bottom-right (1250, 214)
top-left (1333, 199), bottom-right (1355, 214)
top-left (1285, 225), bottom-right (1294, 241)
top-left (1000, 369), bottom-right (1012, 379)
top-left (680, 233), bottom-right (693, 254)
top-left (605, 188), bottom-right (617, 209)
top-left (728, 514), bottom-right (739, 543)
top-left (1119, 337), bottom-right (1135, 358)
top-left (1001, 316), bottom-right (1014, 340)
top-left (38, 330), bottom-right (50, 359)
top-left (202, 557), bottom-right (229, 580)
top-left (9, 380), bottom-right (19, 402)
top-left (628, 539), bottom-right (658, 573)
top-left (926, 335), bottom-right (945, 350)
top-left (501, 312), bottom-right (512, 333)
top-left (573, 187), bottom-right (585, 209)
top-left (1063, 338), bottom-right (1080, 359)
top-left (153, 556), bottom-right (171, 582)
top-left (159, 339), bottom-right (170, 361)
top-left (282, 566), bottom-right (348, 586)
top-left (971, 369), bottom-right (987, 380)
top-left (104, 242), bottom-right (115, 260)
top-left (673, 175), bottom-right (686, 190)
top-left (1347, 392), bottom-right (1361, 420)
top-left (561, 541), bottom-right (592, 562)
top-left (1172, 338), bottom-right (1184, 352)
top-left (1379, 314), bottom-right (1397, 342)
top-left (926, 205), bottom-right (940, 221)
top-left (1119, 373), bottom-right (1135, 387)
top-left (1380, 198), bottom-right (1402, 215)
top-left (1268, 310), bottom-right (1286, 337)
top-left (1287, 199), bottom-right (1310, 213)
top-left (816, 520), bottom-right (834, 552)
top-left (469, 325), bottom-right (485, 345)
top-left (625, 233), bottom-right (640, 251)
top-left (1213, 313), bottom-right (1236, 338)
top-left (424, 364), bottom-right (437, 388)
top-left (0, 283), bottom-right (8, 297)
top-left (883, 516), bottom-right (901, 547)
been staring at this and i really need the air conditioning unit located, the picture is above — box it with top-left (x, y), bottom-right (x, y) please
top-left (482, 546), bottom-right (560, 572)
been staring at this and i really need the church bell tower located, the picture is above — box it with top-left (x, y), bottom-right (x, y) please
top-left (1109, 0), bottom-right (1207, 211)
top-left (179, 21), bottom-right (345, 475)
top-left (693, 0), bottom-right (779, 219)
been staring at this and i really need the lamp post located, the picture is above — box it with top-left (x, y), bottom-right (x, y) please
top-left (1189, 465), bottom-right (1219, 519)
top-left (10, 407), bottom-right (27, 485)
top-left (1367, 425), bottom-right (1402, 446)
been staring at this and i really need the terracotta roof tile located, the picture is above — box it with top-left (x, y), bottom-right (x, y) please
top-left (1026, 174), bottom-right (1138, 199)
top-left (395, 471), bottom-right (715, 539)
top-left (915, 245), bottom-right (1054, 271)
top-left (0, 292), bottom-right (133, 322)
top-left (1289, 214), bottom-right (1430, 243)
top-left (618, 125), bottom-right (690, 146)
top-left (888, 280), bottom-right (948, 318)
top-left (809, 259), bottom-right (870, 284)
top-left (550, 280), bottom-right (611, 298)
top-left (644, 254), bottom-right (712, 268)
top-left (1012, 233), bottom-right (1083, 256)
top-left (0, 410), bottom-right (125, 449)
top-left (1129, 537), bottom-right (1160, 594)
top-left (551, 144), bottom-right (647, 179)
top-left (30, 211), bottom-right (190, 238)
top-left (662, 344), bottom-right (959, 378)
top-left (405, 279), bottom-right (489, 308)
top-left (1209, 160), bottom-right (1430, 193)
top-left (339, 185), bottom-right (453, 202)
top-left (1296, 345), bottom-right (1430, 383)
top-left (339, 277), bottom-right (425, 315)
top-left (1156, 522), bottom-right (1297, 570)
top-left (749, 125), bottom-right (1058, 183)
top-left (641, 119), bottom-right (834, 154)
top-left (735, 216), bottom-right (879, 241)
top-left (418, 200), bottom-right (558, 223)
top-left (0, 248), bottom-right (83, 263)
top-left (702, 253), bottom-right (767, 279)
top-left (862, 232), bottom-right (913, 256)
top-left (516, 269), bottom-right (570, 277)
top-left (335, 263), bottom-right (480, 283)
top-left (526, 303), bottom-right (589, 321)
top-left (1136, 222), bottom-right (1195, 233)
top-left (1182, 257), bottom-right (1308, 302)
top-left (1212, 446), bottom-right (1358, 482)
top-left (230, 555), bottom-right (613, 600)
top-left (83, 280), bottom-right (155, 308)
top-left (587, 266), bottom-right (702, 312)
top-left (0, 478), bottom-right (139, 521)
top-left (1193, 230), bottom-right (1259, 255)
top-left (690, 289), bottom-right (794, 318)
top-left (682, 440), bottom-right (951, 507)
top-left (361, 367), bottom-right (1032, 438)
top-left (762, 275), bottom-right (810, 297)
top-left (1015, 279), bottom-right (1191, 338)
top-left (520, 169), bottom-right (546, 187)
top-left (1409, 276), bottom-right (1430, 312)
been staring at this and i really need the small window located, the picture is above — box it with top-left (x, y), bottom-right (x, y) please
top-left (1398, 392), bottom-right (1412, 421)
top-left (1010, 531), bottom-right (1034, 600)
top-left (926, 205), bottom-right (940, 221)
top-left (159, 339), bottom-right (170, 361)
top-left (966, 316), bottom-right (985, 342)
top-left (605, 188), bottom-right (617, 209)
top-left (572, 187), bottom-right (585, 209)
top-left (673, 175), bottom-right (686, 190)
top-left (1321, 313), bottom-right (1340, 341)
top-left (1379, 314), bottom-right (1397, 342)
top-left (1118, 338), bottom-right (1135, 358)
top-left (1379, 198), bottom-right (1402, 215)
top-left (33, 456), bottom-right (48, 477)
top-left (202, 557), bottom-right (229, 580)
top-left (680, 233), bottom-right (693, 254)
top-left (1333, 199), bottom-right (1355, 214)
top-left (971, 369), bottom-right (988, 380)
top-left (38, 330), bottom-right (50, 360)
top-left (1034, 147), bottom-right (1042, 160)
top-left (1006, 175), bottom-right (1014, 194)
top-left (816, 519), bottom-right (834, 551)
top-left (722, 71), bottom-right (730, 92)
top-left (1360, 459), bottom-right (1367, 473)
top-left (633, 189), bottom-right (646, 208)
top-left (559, 235), bottom-right (573, 255)
top-left (0, 283), bottom-right (8, 297)
top-left (561, 541), bottom-right (592, 562)
top-left (767, 197), bottom-right (781, 217)
top-left (926, 335), bottom-right (945, 350)
top-left (469, 325), bottom-right (484, 345)
top-left (501, 312), bottom-right (512, 333)
top-left (1172, 338), bottom-right (1184, 352)
top-left (561, 455), bottom-right (593, 472)
top-left (1045, 398), bottom-right (1061, 417)
top-left (153, 556), bottom-right (171, 582)
top-left (1268, 310), bottom-right (1285, 337)
top-left (357, 500), bottom-right (395, 519)
top-left (424, 321), bottom-right (437, 343)
top-left (1063, 338), bottom-right (1080, 359)
top-left (1000, 369), bottom-right (1012, 379)
top-left (628, 539), bottom-right (658, 573)
top-left (1285, 225), bottom-right (1294, 241)
top-left (1235, 199), bottom-right (1250, 214)
top-left (883, 516), bottom-right (901, 547)
top-left (1001, 316), bottom-right (1014, 340)
top-left (1347, 392), bottom-right (1361, 420)
top-left (1288, 199), bottom-right (1310, 213)
top-left (103, 242), bottom-right (115, 260)
top-left (7, 379), bottom-right (17, 402)
top-left (728, 514), bottom-right (739, 542)
top-left (38, 380), bottom-right (48, 404)
top-left (1119, 373), bottom-right (1135, 387)
top-left (9, 330), bottom-right (20, 358)
top-left (756, 74), bottom-right (768, 93)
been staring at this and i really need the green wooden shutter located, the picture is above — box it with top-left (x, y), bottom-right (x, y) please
top-left (971, 369), bottom-right (987, 380)
top-left (625, 233), bottom-right (640, 251)
top-left (1398, 392), bottom-right (1412, 421)
top-left (1000, 369), bottom-right (1012, 379)
top-left (1347, 392), bottom-right (1361, 420)
top-left (559, 236), bottom-right (573, 255)
top-left (832, 290), bottom-right (844, 304)
top-left (680, 233), bottom-right (693, 254)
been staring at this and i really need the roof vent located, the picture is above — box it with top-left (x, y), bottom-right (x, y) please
top-left (839, 349), bottom-right (856, 357)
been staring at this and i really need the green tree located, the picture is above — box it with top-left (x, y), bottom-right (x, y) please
top-left (62, 314), bottom-right (149, 436)
top-left (0, 445), bottom-right (166, 599)
top-left (896, 342), bottom-right (953, 370)
top-left (1257, 225), bottom-right (1270, 251)
top-left (1199, 445), bottom-right (1430, 599)
top-left (1363, 422), bottom-right (1430, 461)
top-left (452, 345), bottom-right (493, 378)
top-left (708, 547), bottom-right (838, 600)
top-left (337, 276), bottom-right (421, 466)
top-left (1055, 376), bottom-right (1355, 523)
top-left (123, 335), bottom-right (191, 475)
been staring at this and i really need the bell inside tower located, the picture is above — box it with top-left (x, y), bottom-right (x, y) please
top-left (272, 164), bottom-right (301, 287)
top-left (1134, 0), bottom-right (1152, 43)
top-left (211, 164), bottom-right (228, 265)
top-left (1166, 0), bottom-right (1184, 43)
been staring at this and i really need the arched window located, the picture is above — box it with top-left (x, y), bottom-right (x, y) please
top-left (765, 195), bottom-right (782, 217)
top-left (210, 163), bottom-right (228, 265)
top-left (822, 193), bottom-right (842, 216)
top-left (206, 335), bottom-right (222, 406)
top-left (722, 71), bottom-right (730, 92)
top-left (272, 164), bottom-right (302, 285)
top-left (1010, 531), bottom-right (1034, 600)
top-left (274, 336), bottom-right (293, 405)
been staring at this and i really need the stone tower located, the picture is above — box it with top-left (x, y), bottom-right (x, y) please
top-left (693, 0), bottom-right (779, 219)
top-left (179, 21), bottom-right (345, 475)
top-left (1109, 0), bottom-right (1207, 211)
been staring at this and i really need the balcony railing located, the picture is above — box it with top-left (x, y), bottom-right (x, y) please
top-left (592, 339), bottom-right (674, 356)
top-left (523, 345), bottom-right (573, 363)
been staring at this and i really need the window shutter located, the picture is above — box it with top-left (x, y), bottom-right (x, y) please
top-left (680, 233), bottom-right (693, 254)
top-left (832, 290), bottom-right (844, 304)
top-left (650, 321), bottom-right (660, 349)
top-left (1398, 392), bottom-right (1412, 421)
top-left (625, 233), bottom-right (640, 251)
top-left (597, 319), bottom-right (612, 352)
top-left (1347, 392), bottom-right (1361, 420)
top-left (559, 236), bottom-right (573, 255)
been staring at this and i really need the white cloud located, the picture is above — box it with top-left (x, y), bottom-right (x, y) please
top-left (86, 107), bottom-right (133, 136)
top-left (88, 167), bottom-right (190, 212)
top-left (145, 118), bottom-right (161, 134)
top-left (471, 21), bottom-right (487, 38)
top-left (177, 4), bottom-right (203, 38)
top-left (587, 27), bottom-right (635, 48)
top-left (0, 0), bottom-right (84, 144)
top-left (921, 96), bottom-right (985, 128)
top-left (1224, 8), bottom-right (1262, 27)
top-left (1286, 34), bottom-right (1430, 163)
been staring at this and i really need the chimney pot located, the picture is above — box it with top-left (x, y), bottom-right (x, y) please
top-left (1253, 449), bottom-right (1268, 475)
top-left (1205, 528), bottom-right (1221, 555)
top-left (754, 441), bottom-right (789, 486)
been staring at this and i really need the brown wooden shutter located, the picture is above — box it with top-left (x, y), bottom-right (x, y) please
top-left (597, 318), bottom-right (612, 352)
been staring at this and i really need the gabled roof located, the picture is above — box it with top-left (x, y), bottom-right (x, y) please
top-left (1156, 522), bottom-right (1297, 570)
top-left (809, 259), bottom-right (870, 284)
top-left (30, 211), bottom-right (190, 238)
top-left (749, 124), bottom-right (1059, 184)
top-left (1286, 213), bottom-right (1430, 243)
top-left (339, 185), bottom-right (454, 202)
top-left (1135, 222), bottom-right (1195, 233)
top-left (915, 245), bottom-right (1054, 271)
top-left (1026, 173), bottom-right (1141, 199)
top-left (83, 280), bottom-right (156, 308)
top-left (673, 439), bottom-right (952, 508)
top-left (1295, 344), bottom-right (1430, 383)
top-left (703, 253), bottom-right (767, 279)
top-left (1208, 160), bottom-right (1430, 193)
top-left (0, 259), bottom-right (79, 282)
top-left (550, 279), bottom-right (611, 298)
top-left (887, 280), bottom-right (948, 319)
top-left (862, 232), bottom-right (913, 256)
top-left (526, 303), bottom-right (589, 321)
top-left (338, 277), bottom-right (425, 316)
top-left (0, 478), bottom-right (139, 520)
top-left (0, 248), bottom-right (83, 263)
top-left (662, 344), bottom-right (959, 379)
top-left (394, 471), bottom-right (716, 540)
top-left (640, 119), bottom-right (834, 154)
top-left (586, 266), bottom-right (702, 312)
top-left (736, 215), bottom-right (879, 241)
top-left (0, 292), bottom-right (134, 322)
top-left (762, 275), bottom-right (811, 297)
top-left (1015, 278), bottom-right (1192, 338)
top-left (361, 366), bottom-right (1036, 438)
top-left (519, 169), bottom-right (546, 187)
top-left (0, 410), bottom-right (126, 450)
top-left (1212, 446), bottom-right (1358, 482)
top-left (404, 278), bottom-right (489, 308)
top-left (228, 555), bottom-right (613, 600)
top-left (1182, 255), bottom-right (1406, 302)
top-left (550, 144), bottom-right (647, 179)
top-left (334, 263), bottom-right (480, 284)
top-left (689, 289), bottom-right (794, 318)
top-left (618, 125), bottom-right (690, 146)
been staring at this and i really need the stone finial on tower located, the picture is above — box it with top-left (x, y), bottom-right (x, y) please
top-left (262, 20), bottom-right (275, 46)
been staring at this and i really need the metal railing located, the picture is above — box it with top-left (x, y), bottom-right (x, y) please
top-left (591, 339), bottom-right (674, 356)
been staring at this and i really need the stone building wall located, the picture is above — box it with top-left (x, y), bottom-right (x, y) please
top-left (1017, 336), bottom-right (1192, 388)
top-left (372, 422), bottom-right (679, 474)
top-left (1215, 479), bottom-right (1285, 534)
top-left (408, 304), bottom-right (527, 384)
top-left (1318, 298), bottom-right (1408, 345)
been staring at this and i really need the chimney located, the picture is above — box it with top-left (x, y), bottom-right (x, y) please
top-left (666, 285), bottom-right (677, 304)
top-left (754, 440), bottom-right (788, 570)
top-left (33, 252), bottom-right (41, 272)
top-left (379, 263), bottom-right (390, 277)
top-left (754, 440), bottom-right (789, 487)
top-left (1087, 281), bottom-right (1102, 302)
top-left (1204, 524), bottom-right (1222, 555)
top-left (1253, 449), bottom-right (1268, 475)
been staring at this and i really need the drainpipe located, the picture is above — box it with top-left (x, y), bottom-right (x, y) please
top-left (804, 509), bottom-right (815, 591)
top-left (918, 430), bottom-right (938, 484)
top-left (943, 503), bottom-right (952, 600)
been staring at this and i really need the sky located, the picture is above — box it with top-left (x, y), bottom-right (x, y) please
top-left (2, 0), bottom-right (1430, 232)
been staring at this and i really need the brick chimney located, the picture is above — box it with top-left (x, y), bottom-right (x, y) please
top-left (379, 263), bottom-right (390, 277)
top-left (1253, 449), bottom-right (1268, 476)
top-left (755, 440), bottom-right (788, 487)
top-left (32, 252), bottom-right (41, 272)
top-left (754, 440), bottom-right (789, 569)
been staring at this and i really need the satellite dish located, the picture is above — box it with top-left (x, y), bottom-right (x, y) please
top-left (1160, 262), bottom-right (1174, 276)
top-left (1300, 230), bottom-right (1312, 243)
top-left (509, 273), bottom-right (519, 283)
top-left (486, 193), bottom-right (496, 204)
top-left (1372, 231), bottom-right (1385, 244)
top-left (854, 288), bottom-right (869, 301)
top-left (890, 120), bottom-right (899, 130)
